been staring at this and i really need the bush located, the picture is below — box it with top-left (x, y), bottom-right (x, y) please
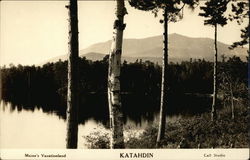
top-left (84, 103), bottom-right (248, 148)
top-left (84, 128), bottom-right (110, 149)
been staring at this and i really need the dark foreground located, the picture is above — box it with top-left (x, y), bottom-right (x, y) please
top-left (85, 101), bottom-right (249, 148)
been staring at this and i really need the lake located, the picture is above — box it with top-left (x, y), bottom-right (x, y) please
top-left (0, 93), bottom-right (211, 148)
top-left (0, 100), bottom-right (154, 148)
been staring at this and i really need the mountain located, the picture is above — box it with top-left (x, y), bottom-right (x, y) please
top-left (43, 33), bottom-right (248, 65)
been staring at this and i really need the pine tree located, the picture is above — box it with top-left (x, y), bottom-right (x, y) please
top-left (65, 0), bottom-right (79, 148)
top-left (129, 0), bottom-right (198, 147)
top-left (199, 0), bottom-right (229, 121)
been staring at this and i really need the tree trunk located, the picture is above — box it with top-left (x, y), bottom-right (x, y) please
top-left (0, 67), bottom-right (2, 100)
top-left (156, 7), bottom-right (168, 147)
top-left (108, 0), bottom-right (127, 149)
top-left (211, 24), bottom-right (218, 121)
top-left (229, 83), bottom-right (234, 120)
top-left (66, 0), bottom-right (79, 149)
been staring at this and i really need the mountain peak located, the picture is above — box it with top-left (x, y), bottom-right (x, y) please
top-left (169, 33), bottom-right (191, 39)
top-left (170, 33), bottom-right (182, 36)
top-left (42, 34), bottom-right (247, 65)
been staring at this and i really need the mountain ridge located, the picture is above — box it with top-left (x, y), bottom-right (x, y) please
top-left (41, 33), bottom-right (247, 65)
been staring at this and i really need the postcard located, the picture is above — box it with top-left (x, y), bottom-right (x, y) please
top-left (0, 0), bottom-right (249, 159)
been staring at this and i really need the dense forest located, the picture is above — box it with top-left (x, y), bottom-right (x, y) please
top-left (1, 55), bottom-right (247, 125)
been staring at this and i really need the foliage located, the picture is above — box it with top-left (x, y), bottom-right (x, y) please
top-left (199, 0), bottom-right (229, 27)
top-left (229, 0), bottom-right (249, 48)
top-left (0, 57), bottom-right (213, 100)
top-left (230, 26), bottom-right (249, 49)
top-left (84, 127), bottom-right (110, 149)
top-left (229, 0), bottom-right (249, 24)
top-left (1, 56), bottom-right (247, 124)
top-left (84, 101), bottom-right (248, 148)
top-left (218, 56), bottom-right (248, 100)
top-left (125, 125), bottom-right (158, 148)
top-left (129, 0), bottom-right (198, 22)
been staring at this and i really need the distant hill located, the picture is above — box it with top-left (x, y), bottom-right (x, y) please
top-left (42, 33), bottom-right (248, 65)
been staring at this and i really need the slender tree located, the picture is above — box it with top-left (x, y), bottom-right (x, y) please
top-left (129, 0), bottom-right (198, 147)
top-left (220, 71), bottom-right (235, 120)
top-left (108, 0), bottom-right (127, 148)
top-left (199, 0), bottom-right (229, 121)
top-left (65, 0), bottom-right (79, 148)
top-left (219, 56), bottom-right (247, 120)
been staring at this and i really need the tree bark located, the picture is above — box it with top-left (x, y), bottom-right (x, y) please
top-left (156, 7), bottom-right (168, 147)
top-left (108, 0), bottom-right (126, 149)
top-left (211, 24), bottom-right (217, 121)
top-left (229, 83), bottom-right (234, 120)
top-left (66, 0), bottom-right (79, 149)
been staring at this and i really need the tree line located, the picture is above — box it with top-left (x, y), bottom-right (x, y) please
top-left (2, 56), bottom-right (246, 101)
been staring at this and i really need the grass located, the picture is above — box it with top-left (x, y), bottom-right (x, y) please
top-left (84, 101), bottom-right (249, 149)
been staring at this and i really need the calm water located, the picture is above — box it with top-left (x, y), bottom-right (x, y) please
top-left (0, 100), bottom-right (151, 148)
top-left (0, 93), bottom-right (211, 148)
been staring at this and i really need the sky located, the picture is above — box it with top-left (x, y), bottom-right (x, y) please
top-left (0, 1), bottom-right (248, 66)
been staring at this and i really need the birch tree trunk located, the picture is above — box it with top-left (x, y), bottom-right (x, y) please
top-left (108, 0), bottom-right (127, 149)
top-left (156, 7), bottom-right (168, 147)
top-left (66, 0), bottom-right (79, 149)
top-left (211, 24), bottom-right (218, 121)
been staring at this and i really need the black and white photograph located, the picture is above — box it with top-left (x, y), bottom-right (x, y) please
top-left (0, 0), bottom-right (249, 159)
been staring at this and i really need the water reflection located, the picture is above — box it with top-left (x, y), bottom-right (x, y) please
top-left (0, 101), bottom-right (104, 148)
top-left (0, 93), bottom-right (212, 148)
top-left (2, 93), bottom-right (212, 126)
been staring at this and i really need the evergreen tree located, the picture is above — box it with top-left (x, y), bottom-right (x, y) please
top-left (199, 0), bottom-right (229, 121)
top-left (129, 0), bottom-right (198, 147)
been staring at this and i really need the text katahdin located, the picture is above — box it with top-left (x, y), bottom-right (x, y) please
top-left (120, 153), bottom-right (153, 158)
